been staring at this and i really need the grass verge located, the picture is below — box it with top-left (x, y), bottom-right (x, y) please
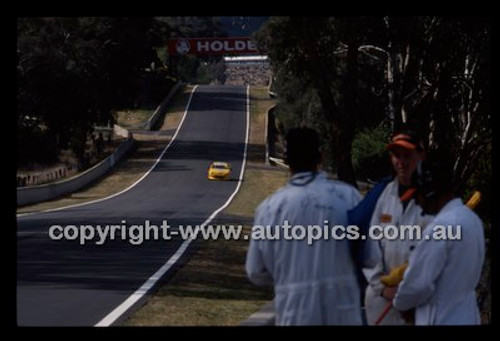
top-left (17, 86), bottom-right (194, 214)
top-left (121, 85), bottom-right (285, 326)
top-left (115, 109), bottom-right (152, 128)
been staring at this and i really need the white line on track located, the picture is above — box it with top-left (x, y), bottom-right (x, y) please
top-left (95, 85), bottom-right (251, 327)
top-left (17, 86), bottom-right (199, 218)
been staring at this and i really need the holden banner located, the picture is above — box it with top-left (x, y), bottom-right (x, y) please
top-left (167, 37), bottom-right (259, 56)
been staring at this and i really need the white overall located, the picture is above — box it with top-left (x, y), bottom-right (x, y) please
top-left (393, 198), bottom-right (485, 325)
top-left (246, 171), bottom-right (366, 325)
top-left (364, 179), bottom-right (434, 325)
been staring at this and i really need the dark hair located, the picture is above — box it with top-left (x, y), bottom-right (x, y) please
top-left (285, 127), bottom-right (321, 172)
top-left (416, 152), bottom-right (456, 199)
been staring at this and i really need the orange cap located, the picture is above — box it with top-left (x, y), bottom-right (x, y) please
top-left (387, 132), bottom-right (423, 151)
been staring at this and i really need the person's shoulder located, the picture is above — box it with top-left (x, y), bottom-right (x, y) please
top-left (327, 178), bottom-right (360, 195)
top-left (372, 177), bottom-right (397, 198)
top-left (325, 174), bottom-right (393, 190)
top-left (320, 179), bottom-right (362, 204)
top-left (256, 184), bottom-right (289, 211)
top-left (320, 173), bottom-right (350, 188)
top-left (440, 199), bottom-right (482, 225)
top-left (334, 181), bottom-right (359, 194)
top-left (377, 176), bottom-right (397, 190)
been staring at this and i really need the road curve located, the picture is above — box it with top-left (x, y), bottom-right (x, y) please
top-left (17, 85), bottom-right (249, 326)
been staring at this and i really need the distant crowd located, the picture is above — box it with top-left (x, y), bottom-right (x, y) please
top-left (224, 61), bottom-right (272, 86)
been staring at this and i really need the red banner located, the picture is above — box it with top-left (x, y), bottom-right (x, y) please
top-left (168, 37), bottom-right (259, 56)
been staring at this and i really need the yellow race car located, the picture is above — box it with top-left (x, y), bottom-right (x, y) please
top-left (208, 161), bottom-right (232, 180)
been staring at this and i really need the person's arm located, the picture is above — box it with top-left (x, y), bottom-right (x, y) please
top-left (245, 204), bottom-right (274, 286)
top-left (362, 237), bottom-right (382, 270)
top-left (245, 238), bottom-right (274, 286)
top-left (365, 192), bottom-right (390, 296)
top-left (366, 257), bottom-right (386, 296)
top-left (347, 178), bottom-right (391, 268)
top-left (393, 227), bottom-right (447, 311)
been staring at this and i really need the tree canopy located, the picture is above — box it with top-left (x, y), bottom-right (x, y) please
top-left (255, 16), bottom-right (491, 202)
top-left (17, 17), bottom-right (228, 167)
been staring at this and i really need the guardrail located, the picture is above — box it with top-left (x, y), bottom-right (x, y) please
top-left (17, 136), bottom-right (135, 206)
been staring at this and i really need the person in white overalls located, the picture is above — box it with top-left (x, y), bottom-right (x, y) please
top-left (363, 128), bottom-right (434, 325)
top-left (245, 127), bottom-right (373, 325)
top-left (393, 155), bottom-right (485, 325)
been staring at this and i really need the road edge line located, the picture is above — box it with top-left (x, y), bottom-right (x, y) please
top-left (95, 85), bottom-right (251, 327)
top-left (17, 86), bottom-right (199, 218)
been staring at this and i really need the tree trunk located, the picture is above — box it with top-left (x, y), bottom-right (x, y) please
top-left (431, 65), bottom-right (454, 154)
top-left (338, 36), bottom-right (359, 188)
top-left (331, 124), bottom-right (357, 187)
top-left (312, 64), bottom-right (358, 188)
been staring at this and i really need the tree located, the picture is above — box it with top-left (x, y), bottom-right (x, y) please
top-left (369, 17), bottom-right (491, 194)
top-left (18, 17), bottom-right (109, 160)
top-left (159, 16), bottom-right (227, 83)
top-left (256, 17), bottom-right (375, 186)
top-left (256, 17), bottom-right (491, 194)
top-left (17, 17), bottom-right (170, 166)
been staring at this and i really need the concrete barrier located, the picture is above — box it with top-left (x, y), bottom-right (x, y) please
top-left (113, 124), bottom-right (132, 138)
top-left (17, 137), bottom-right (135, 206)
top-left (268, 157), bottom-right (289, 170)
top-left (143, 81), bottom-right (183, 130)
top-left (267, 75), bottom-right (277, 98)
top-left (17, 81), bottom-right (183, 206)
top-left (265, 104), bottom-right (276, 165)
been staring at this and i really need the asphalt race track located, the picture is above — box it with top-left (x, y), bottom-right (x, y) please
top-left (16, 85), bottom-right (249, 326)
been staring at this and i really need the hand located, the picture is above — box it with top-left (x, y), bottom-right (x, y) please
top-left (381, 286), bottom-right (398, 300)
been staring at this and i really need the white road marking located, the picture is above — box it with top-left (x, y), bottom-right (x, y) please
top-left (17, 86), bottom-right (199, 218)
top-left (95, 85), bottom-right (251, 327)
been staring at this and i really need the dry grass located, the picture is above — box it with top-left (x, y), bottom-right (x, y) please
top-left (249, 87), bottom-right (275, 147)
top-left (17, 86), bottom-right (193, 215)
top-left (123, 229), bottom-right (274, 326)
top-left (223, 168), bottom-right (287, 219)
top-left (122, 85), bottom-right (286, 326)
top-left (247, 86), bottom-right (276, 164)
top-left (115, 109), bottom-right (152, 128)
top-left (18, 84), bottom-right (286, 325)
